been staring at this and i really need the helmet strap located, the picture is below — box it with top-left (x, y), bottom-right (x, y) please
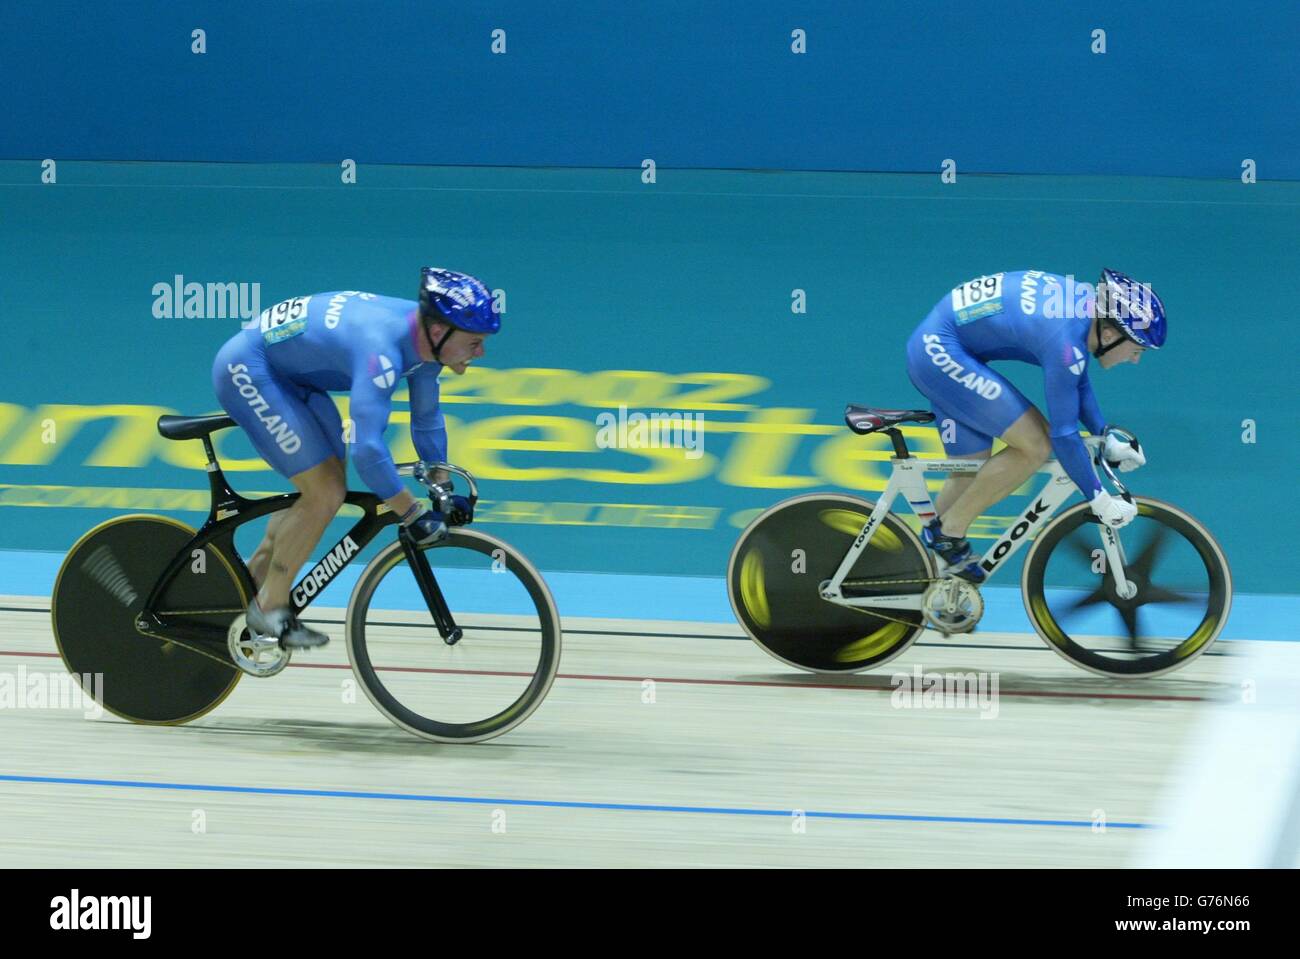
top-left (1091, 316), bottom-right (1128, 359)
top-left (424, 315), bottom-right (456, 362)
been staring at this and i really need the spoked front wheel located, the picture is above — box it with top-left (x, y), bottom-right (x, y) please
top-left (1022, 497), bottom-right (1232, 677)
top-left (345, 529), bottom-right (562, 743)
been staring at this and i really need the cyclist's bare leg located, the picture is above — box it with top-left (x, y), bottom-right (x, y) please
top-left (937, 408), bottom-right (1051, 537)
top-left (247, 511), bottom-right (289, 589)
top-left (933, 451), bottom-right (990, 519)
top-left (256, 457), bottom-right (347, 611)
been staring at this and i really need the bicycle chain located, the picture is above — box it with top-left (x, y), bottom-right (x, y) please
top-left (841, 577), bottom-right (937, 589)
top-left (834, 576), bottom-right (942, 629)
top-left (136, 628), bottom-right (240, 671)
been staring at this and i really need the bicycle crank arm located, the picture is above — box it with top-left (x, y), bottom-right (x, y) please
top-left (399, 534), bottom-right (464, 645)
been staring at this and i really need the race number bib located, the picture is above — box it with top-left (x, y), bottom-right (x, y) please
top-left (258, 296), bottom-right (312, 344)
top-left (950, 274), bottom-right (1005, 325)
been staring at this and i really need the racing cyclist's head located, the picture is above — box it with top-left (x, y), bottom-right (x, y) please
top-left (418, 267), bottom-right (500, 375)
top-left (1090, 268), bottom-right (1167, 369)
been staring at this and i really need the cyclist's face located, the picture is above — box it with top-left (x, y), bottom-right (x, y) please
top-left (1097, 328), bottom-right (1145, 369)
top-left (1112, 340), bottom-right (1145, 366)
top-left (440, 328), bottom-right (488, 375)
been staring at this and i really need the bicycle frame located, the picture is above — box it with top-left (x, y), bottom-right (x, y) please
top-left (819, 435), bottom-right (1132, 612)
top-left (135, 448), bottom-right (467, 652)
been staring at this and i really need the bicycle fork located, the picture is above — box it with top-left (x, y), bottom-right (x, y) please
top-left (1096, 522), bottom-right (1138, 600)
top-left (399, 533), bottom-right (464, 646)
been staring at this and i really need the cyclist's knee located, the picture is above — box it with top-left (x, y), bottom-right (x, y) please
top-left (1021, 433), bottom-right (1052, 466)
top-left (292, 460), bottom-right (347, 519)
top-left (1000, 413), bottom-right (1051, 466)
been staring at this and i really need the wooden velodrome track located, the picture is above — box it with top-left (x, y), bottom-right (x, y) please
top-left (0, 593), bottom-right (1287, 868)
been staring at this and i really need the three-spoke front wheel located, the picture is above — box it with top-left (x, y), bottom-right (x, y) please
top-left (345, 529), bottom-right (562, 743)
top-left (1022, 497), bottom-right (1232, 677)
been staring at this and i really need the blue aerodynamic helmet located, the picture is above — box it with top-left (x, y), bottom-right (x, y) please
top-left (1097, 268), bottom-right (1166, 349)
top-left (419, 267), bottom-right (500, 335)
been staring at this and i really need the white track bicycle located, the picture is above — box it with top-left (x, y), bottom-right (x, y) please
top-left (727, 405), bottom-right (1232, 678)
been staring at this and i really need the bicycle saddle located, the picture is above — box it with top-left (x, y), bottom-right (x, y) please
top-left (844, 405), bottom-right (935, 435)
top-left (157, 413), bottom-right (237, 441)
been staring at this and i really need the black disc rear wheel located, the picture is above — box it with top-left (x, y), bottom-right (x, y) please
top-left (52, 515), bottom-right (247, 723)
top-left (727, 494), bottom-right (932, 673)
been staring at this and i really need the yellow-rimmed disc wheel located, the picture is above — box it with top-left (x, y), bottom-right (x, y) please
top-left (727, 494), bottom-right (932, 673)
top-left (51, 515), bottom-right (247, 724)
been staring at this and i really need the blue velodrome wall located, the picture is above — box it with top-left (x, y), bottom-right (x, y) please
top-left (1, 160), bottom-right (1297, 632)
top-left (2, 1), bottom-right (1298, 179)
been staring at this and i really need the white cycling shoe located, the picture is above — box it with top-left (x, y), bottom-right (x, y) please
top-left (246, 598), bottom-right (330, 649)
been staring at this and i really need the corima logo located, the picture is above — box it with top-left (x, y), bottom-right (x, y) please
top-left (980, 498), bottom-right (1051, 571)
top-left (292, 536), bottom-right (359, 605)
top-left (227, 364), bottom-right (301, 453)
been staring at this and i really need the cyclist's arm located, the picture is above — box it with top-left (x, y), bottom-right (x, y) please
top-left (349, 359), bottom-right (419, 518)
top-left (1077, 368), bottom-right (1106, 437)
top-left (407, 366), bottom-right (448, 473)
top-left (1042, 356), bottom-right (1103, 499)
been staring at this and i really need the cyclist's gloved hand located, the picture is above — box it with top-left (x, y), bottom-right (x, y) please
top-left (1103, 432), bottom-right (1145, 473)
top-left (445, 494), bottom-right (474, 526)
top-left (1090, 490), bottom-right (1137, 529)
top-left (431, 481), bottom-right (474, 526)
top-left (401, 502), bottom-right (448, 546)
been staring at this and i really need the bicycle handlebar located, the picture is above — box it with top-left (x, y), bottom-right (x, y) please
top-left (397, 461), bottom-right (480, 507)
top-left (1087, 428), bottom-right (1133, 501)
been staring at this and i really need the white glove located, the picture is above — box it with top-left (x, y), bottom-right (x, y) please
top-left (1103, 432), bottom-right (1145, 473)
top-left (1090, 490), bottom-right (1137, 529)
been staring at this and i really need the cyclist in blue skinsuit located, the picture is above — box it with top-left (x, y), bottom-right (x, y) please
top-left (212, 268), bottom-right (498, 648)
top-left (905, 269), bottom-right (1167, 582)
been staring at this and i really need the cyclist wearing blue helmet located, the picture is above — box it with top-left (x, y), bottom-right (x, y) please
top-left (1093, 267), bottom-right (1168, 353)
top-left (419, 266), bottom-right (501, 373)
top-left (904, 269), bottom-right (1165, 582)
top-left (211, 268), bottom-right (499, 648)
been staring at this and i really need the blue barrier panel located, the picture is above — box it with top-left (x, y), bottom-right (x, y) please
top-left (2, 2), bottom-right (1297, 178)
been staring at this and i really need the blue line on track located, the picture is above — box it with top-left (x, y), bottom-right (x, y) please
top-left (0, 774), bottom-right (1152, 829)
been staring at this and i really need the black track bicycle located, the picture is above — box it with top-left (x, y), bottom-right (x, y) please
top-left (51, 413), bottom-right (562, 743)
